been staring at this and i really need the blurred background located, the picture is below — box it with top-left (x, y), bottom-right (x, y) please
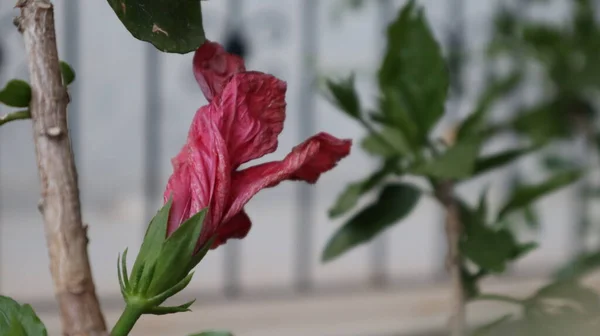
top-left (1, 0), bottom-right (599, 335)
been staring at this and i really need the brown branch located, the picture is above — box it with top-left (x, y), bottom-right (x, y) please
top-left (435, 128), bottom-right (465, 336)
top-left (436, 180), bottom-right (466, 336)
top-left (15, 1), bottom-right (107, 335)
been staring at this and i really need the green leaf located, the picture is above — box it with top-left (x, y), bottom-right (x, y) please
top-left (130, 199), bottom-right (173, 288)
top-left (373, 87), bottom-right (421, 149)
top-left (461, 227), bottom-right (517, 273)
top-left (361, 126), bottom-right (412, 157)
top-left (146, 299), bottom-right (196, 315)
top-left (0, 296), bottom-right (47, 336)
top-left (554, 251), bottom-right (600, 281)
top-left (329, 162), bottom-right (393, 218)
top-left (322, 183), bottom-right (421, 262)
top-left (106, 0), bottom-right (206, 53)
top-left (498, 170), bottom-right (582, 219)
top-left (325, 74), bottom-right (361, 119)
top-left (512, 102), bottom-right (570, 145)
top-left (188, 331), bottom-right (233, 336)
top-left (460, 203), bottom-right (535, 273)
top-left (473, 146), bottom-right (535, 177)
top-left (0, 80), bottom-right (32, 108)
top-left (529, 280), bottom-right (600, 314)
top-left (59, 61), bottom-right (76, 86)
top-left (410, 136), bottom-right (483, 179)
top-left (378, 0), bottom-right (448, 139)
top-left (471, 315), bottom-right (513, 336)
top-left (146, 209), bottom-right (207, 296)
top-left (457, 72), bottom-right (522, 141)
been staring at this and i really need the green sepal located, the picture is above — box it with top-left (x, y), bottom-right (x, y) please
top-left (146, 209), bottom-right (207, 296)
top-left (146, 299), bottom-right (196, 315)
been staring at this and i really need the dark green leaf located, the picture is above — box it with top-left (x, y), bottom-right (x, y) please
top-left (410, 136), bottom-right (483, 179)
top-left (473, 146), bottom-right (535, 177)
top-left (554, 251), bottom-right (600, 281)
top-left (512, 102), bottom-right (571, 145)
top-left (130, 200), bottom-right (173, 289)
top-left (0, 296), bottom-right (47, 336)
top-left (498, 170), bottom-right (582, 219)
top-left (0, 80), bottom-right (32, 108)
top-left (457, 72), bottom-right (522, 141)
top-left (322, 183), bottom-right (421, 262)
top-left (106, 0), bottom-right (206, 53)
top-left (361, 126), bottom-right (411, 157)
top-left (461, 227), bottom-right (517, 273)
top-left (374, 87), bottom-right (421, 149)
top-left (59, 61), bottom-right (76, 86)
top-left (325, 74), bottom-right (361, 119)
top-left (379, 0), bottom-right (448, 138)
top-left (329, 163), bottom-right (393, 218)
top-left (146, 209), bottom-right (207, 296)
top-left (188, 331), bottom-right (233, 336)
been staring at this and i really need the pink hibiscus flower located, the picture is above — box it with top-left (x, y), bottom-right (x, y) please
top-left (164, 40), bottom-right (352, 250)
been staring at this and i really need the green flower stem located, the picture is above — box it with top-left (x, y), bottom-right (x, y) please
top-left (0, 110), bottom-right (30, 126)
top-left (111, 302), bottom-right (145, 336)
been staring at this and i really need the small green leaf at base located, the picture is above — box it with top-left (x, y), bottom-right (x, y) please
top-left (322, 183), bottom-right (421, 262)
top-left (0, 296), bottom-right (47, 336)
top-left (59, 61), bottom-right (76, 86)
top-left (106, 0), bottom-right (206, 53)
top-left (146, 299), bottom-right (196, 315)
top-left (188, 331), bottom-right (234, 336)
top-left (0, 80), bottom-right (32, 108)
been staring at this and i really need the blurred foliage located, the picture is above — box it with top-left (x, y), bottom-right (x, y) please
top-left (324, 0), bottom-right (600, 334)
top-left (486, 0), bottom-right (600, 280)
top-left (322, 0), bottom-right (578, 279)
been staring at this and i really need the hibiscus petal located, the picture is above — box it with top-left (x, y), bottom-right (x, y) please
top-left (215, 72), bottom-right (287, 168)
top-left (164, 108), bottom-right (232, 240)
top-left (193, 40), bottom-right (246, 102)
top-left (224, 133), bottom-right (352, 221)
top-left (209, 210), bottom-right (252, 249)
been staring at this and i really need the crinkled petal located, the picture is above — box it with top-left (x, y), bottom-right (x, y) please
top-left (210, 210), bottom-right (252, 249)
top-left (214, 72), bottom-right (287, 168)
top-left (164, 107), bottom-right (231, 241)
top-left (224, 133), bottom-right (351, 221)
top-left (193, 40), bottom-right (246, 102)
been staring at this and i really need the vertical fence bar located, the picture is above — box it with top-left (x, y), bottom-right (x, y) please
top-left (369, 0), bottom-right (394, 288)
top-left (295, 0), bottom-right (318, 292)
top-left (436, 0), bottom-right (465, 279)
top-left (222, 0), bottom-right (244, 298)
top-left (143, 46), bottom-right (162, 227)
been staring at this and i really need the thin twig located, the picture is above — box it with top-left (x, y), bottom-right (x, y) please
top-left (0, 109), bottom-right (30, 126)
top-left (15, 1), bottom-right (107, 335)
